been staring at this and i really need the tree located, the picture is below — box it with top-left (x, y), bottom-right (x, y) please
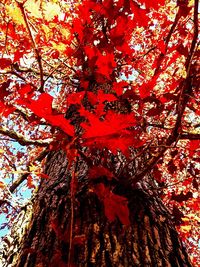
top-left (0, 0), bottom-right (199, 266)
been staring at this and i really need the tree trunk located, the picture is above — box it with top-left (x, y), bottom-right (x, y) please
top-left (3, 151), bottom-right (192, 267)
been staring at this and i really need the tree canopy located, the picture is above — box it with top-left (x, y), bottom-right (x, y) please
top-left (0, 0), bottom-right (199, 265)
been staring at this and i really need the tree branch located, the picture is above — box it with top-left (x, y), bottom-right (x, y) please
top-left (180, 133), bottom-right (200, 140)
top-left (0, 126), bottom-right (51, 147)
top-left (17, 1), bottom-right (44, 92)
top-left (154, 8), bottom-right (181, 75)
top-left (9, 148), bottom-right (49, 193)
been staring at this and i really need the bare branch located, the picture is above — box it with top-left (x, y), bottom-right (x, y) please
top-left (154, 8), bottom-right (181, 75)
top-left (0, 126), bottom-right (51, 147)
top-left (17, 1), bottom-right (44, 92)
top-left (180, 133), bottom-right (200, 140)
top-left (9, 148), bottom-right (49, 193)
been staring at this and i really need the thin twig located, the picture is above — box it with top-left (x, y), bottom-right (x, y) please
top-left (17, 1), bottom-right (44, 92)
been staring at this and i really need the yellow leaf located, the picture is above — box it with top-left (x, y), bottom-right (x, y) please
top-left (188, 0), bottom-right (194, 7)
top-left (181, 69), bottom-right (187, 79)
top-left (43, 2), bottom-right (61, 21)
top-left (51, 41), bottom-right (67, 52)
top-left (180, 225), bottom-right (191, 232)
top-left (24, 0), bottom-right (42, 19)
top-left (0, 149), bottom-right (4, 154)
top-left (60, 28), bottom-right (71, 39)
top-left (182, 217), bottom-right (190, 222)
top-left (29, 164), bottom-right (38, 172)
top-left (5, 4), bottom-right (25, 26)
top-left (187, 214), bottom-right (200, 222)
top-left (42, 25), bottom-right (52, 39)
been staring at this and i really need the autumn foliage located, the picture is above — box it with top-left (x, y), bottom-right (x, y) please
top-left (0, 0), bottom-right (199, 265)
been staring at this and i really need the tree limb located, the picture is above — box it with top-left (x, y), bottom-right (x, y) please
top-left (9, 148), bottom-right (49, 193)
top-left (17, 1), bottom-right (44, 92)
top-left (180, 133), bottom-right (200, 140)
top-left (0, 126), bottom-right (51, 147)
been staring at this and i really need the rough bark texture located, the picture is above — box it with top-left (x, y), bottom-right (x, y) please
top-left (3, 151), bottom-right (192, 267)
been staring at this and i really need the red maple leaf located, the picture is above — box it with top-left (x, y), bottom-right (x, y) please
top-left (0, 58), bottom-right (12, 69)
top-left (18, 93), bottom-right (74, 136)
top-left (88, 166), bottom-right (114, 180)
top-left (138, 77), bottom-right (157, 98)
top-left (130, 2), bottom-right (149, 27)
top-left (81, 110), bottom-right (136, 138)
top-left (0, 101), bottom-right (15, 117)
top-left (113, 81), bottom-right (129, 96)
top-left (0, 80), bottom-right (12, 100)
top-left (93, 183), bottom-right (130, 225)
top-left (141, 0), bottom-right (165, 10)
top-left (67, 91), bottom-right (85, 106)
top-left (83, 130), bottom-right (145, 156)
top-left (96, 52), bottom-right (116, 79)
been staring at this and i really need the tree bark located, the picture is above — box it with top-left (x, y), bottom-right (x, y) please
top-left (3, 151), bottom-right (192, 267)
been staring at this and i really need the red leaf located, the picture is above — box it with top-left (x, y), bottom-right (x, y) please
top-left (88, 166), bottom-right (114, 180)
top-left (146, 106), bottom-right (163, 116)
top-left (27, 175), bottom-right (35, 189)
top-left (0, 58), bottom-right (12, 69)
top-left (192, 178), bottom-right (198, 190)
top-left (138, 78), bottom-right (157, 98)
top-left (83, 130), bottom-right (145, 156)
top-left (0, 80), bottom-right (11, 100)
top-left (97, 90), bottom-right (117, 103)
top-left (179, 160), bottom-right (186, 171)
top-left (182, 177), bottom-right (192, 187)
top-left (18, 84), bottom-right (33, 97)
top-left (84, 45), bottom-right (97, 60)
top-left (14, 50), bottom-right (24, 62)
top-left (157, 40), bottom-right (166, 54)
top-left (67, 92), bottom-right (85, 106)
top-left (0, 101), bottom-right (15, 117)
top-left (96, 52), bottom-right (116, 79)
top-left (94, 183), bottom-right (130, 225)
top-left (142, 0), bottom-right (165, 10)
top-left (189, 140), bottom-right (199, 151)
top-left (110, 15), bottom-right (129, 39)
top-left (171, 149), bottom-right (178, 157)
top-left (161, 93), bottom-right (178, 102)
top-left (38, 173), bottom-right (49, 179)
top-left (122, 88), bottom-right (140, 101)
top-left (153, 167), bottom-right (163, 183)
top-left (130, 2), bottom-right (149, 27)
top-left (87, 91), bottom-right (98, 105)
top-left (18, 93), bottom-right (75, 136)
top-left (176, 44), bottom-right (188, 57)
top-left (178, 3), bottom-right (192, 17)
top-left (113, 81), bottom-right (129, 96)
top-left (172, 205), bottom-right (184, 225)
top-left (81, 110), bottom-right (136, 138)
top-left (167, 160), bottom-right (177, 174)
